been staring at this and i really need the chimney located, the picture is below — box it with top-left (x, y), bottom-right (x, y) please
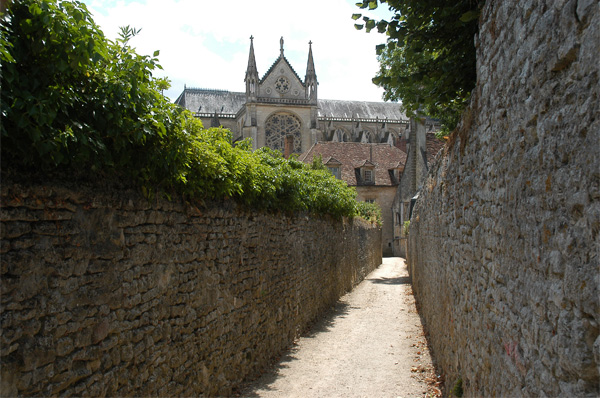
top-left (284, 135), bottom-right (294, 158)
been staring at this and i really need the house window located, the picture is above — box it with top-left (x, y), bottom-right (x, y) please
top-left (363, 169), bottom-right (373, 183)
top-left (390, 168), bottom-right (402, 183)
top-left (328, 166), bottom-right (341, 179)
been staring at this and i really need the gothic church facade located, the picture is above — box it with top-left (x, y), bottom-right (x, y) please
top-left (175, 37), bottom-right (443, 256)
top-left (175, 37), bottom-right (438, 154)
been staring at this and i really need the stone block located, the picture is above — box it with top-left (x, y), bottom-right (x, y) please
top-left (2, 221), bottom-right (32, 239)
top-left (56, 337), bottom-right (74, 357)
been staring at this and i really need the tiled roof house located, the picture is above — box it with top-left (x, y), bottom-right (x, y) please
top-left (300, 142), bottom-right (407, 256)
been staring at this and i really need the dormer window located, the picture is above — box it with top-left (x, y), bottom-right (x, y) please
top-left (389, 167), bottom-right (403, 184)
top-left (363, 168), bottom-right (374, 183)
top-left (328, 166), bottom-right (341, 179)
top-left (324, 157), bottom-right (342, 180)
top-left (356, 159), bottom-right (376, 185)
top-left (388, 162), bottom-right (404, 184)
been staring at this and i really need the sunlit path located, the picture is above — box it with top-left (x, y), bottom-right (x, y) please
top-left (237, 257), bottom-right (439, 398)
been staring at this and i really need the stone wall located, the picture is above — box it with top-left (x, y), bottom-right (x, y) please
top-left (408, 1), bottom-right (599, 396)
top-left (0, 180), bottom-right (382, 396)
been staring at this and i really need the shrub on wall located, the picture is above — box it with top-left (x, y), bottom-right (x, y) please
top-left (0, 0), bottom-right (378, 221)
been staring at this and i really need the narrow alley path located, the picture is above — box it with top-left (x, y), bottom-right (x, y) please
top-left (237, 257), bottom-right (441, 398)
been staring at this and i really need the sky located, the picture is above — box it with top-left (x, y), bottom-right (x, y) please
top-left (80, 0), bottom-right (395, 103)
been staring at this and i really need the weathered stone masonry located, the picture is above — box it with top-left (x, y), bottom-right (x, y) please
top-left (0, 181), bottom-right (382, 396)
top-left (408, 1), bottom-right (598, 397)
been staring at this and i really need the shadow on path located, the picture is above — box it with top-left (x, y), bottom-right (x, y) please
top-left (233, 258), bottom-right (440, 397)
top-left (367, 275), bottom-right (411, 285)
top-left (234, 300), bottom-right (352, 397)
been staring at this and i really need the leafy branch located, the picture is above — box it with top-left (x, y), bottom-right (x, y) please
top-left (353, 0), bottom-right (482, 133)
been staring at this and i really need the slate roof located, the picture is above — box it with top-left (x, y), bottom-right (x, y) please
top-left (299, 142), bottom-right (407, 186)
top-left (174, 88), bottom-right (409, 122)
top-left (174, 88), bottom-right (246, 115)
top-left (318, 100), bottom-right (407, 121)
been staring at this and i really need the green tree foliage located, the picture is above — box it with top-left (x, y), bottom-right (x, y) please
top-left (353, 0), bottom-right (482, 132)
top-left (356, 200), bottom-right (382, 225)
top-left (0, 0), bottom-right (169, 171)
top-left (0, 0), bottom-right (380, 222)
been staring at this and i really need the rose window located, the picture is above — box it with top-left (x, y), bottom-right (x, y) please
top-left (274, 76), bottom-right (290, 93)
top-left (265, 113), bottom-right (302, 153)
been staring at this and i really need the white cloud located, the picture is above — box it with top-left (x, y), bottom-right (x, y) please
top-left (81, 0), bottom-right (393, 102)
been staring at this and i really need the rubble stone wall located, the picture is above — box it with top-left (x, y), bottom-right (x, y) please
top-left (0, 181), bottom-right (382, 396)
top-left (408, 1), bottom-right (599, 396)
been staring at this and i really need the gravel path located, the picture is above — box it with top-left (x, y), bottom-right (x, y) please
top-left (237, 257), bottom-right (441, 398)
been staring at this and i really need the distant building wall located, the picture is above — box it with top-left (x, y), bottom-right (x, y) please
top-left (198, 115), bottom-right (237, 132)
top-left (300, 142), bottom-right (406, 257)
top-left (356, 185), bottom-right (397, 257)
top-left (0, 180), bottom-right (382, 397)
top-left (392, 117), bottom-right (428, 257)
top-left (407, 1), bottom-right (599, 396)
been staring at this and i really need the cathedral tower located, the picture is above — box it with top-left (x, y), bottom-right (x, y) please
top-left (244, 35), bottom-right (259, 103)
top-left (305, 41), bottom-right (318, 105)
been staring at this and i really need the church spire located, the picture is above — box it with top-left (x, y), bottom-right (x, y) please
top-left (245, 35), bottom-right (259, 101)
top-left (305, 40), bottom-right (318, 104)
top-left (246, 35), bottom-right (258, 76)
top-left (306, 40), bottom-right (315, 76)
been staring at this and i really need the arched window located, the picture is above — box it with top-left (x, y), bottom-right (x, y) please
top-left (361, 131), bottom-right (372, 143)
top-left (265, 113), bottom-right (302, 153)
top-left (387, 131), bottom-right (398, 146)
top-left (334, 128), bottom-right (348, 142)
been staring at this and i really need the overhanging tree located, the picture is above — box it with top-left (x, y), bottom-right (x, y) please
top-left (353, 0), bottom-right (482, 133)
top-left (0, 0), bottom-right (173, 170)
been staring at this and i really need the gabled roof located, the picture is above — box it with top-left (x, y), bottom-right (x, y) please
top-left (323, 156), bottom-right (342, 166)
top-left (261, 56), bottom-right (304, 85)
top-left (356, 159), bottom-right (376, 168)
top-left (300, 142), bottom-right (407, 186)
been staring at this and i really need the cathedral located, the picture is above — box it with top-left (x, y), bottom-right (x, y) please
top-left (174, 37), bottom-right (443, 256)
top-left (174, 37), bottom-right (439, 154)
